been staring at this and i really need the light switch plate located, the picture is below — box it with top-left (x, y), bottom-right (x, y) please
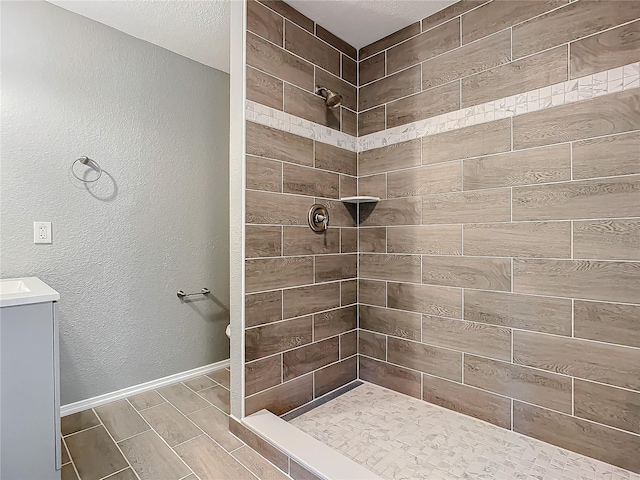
top-left (34, 222), bottom-right (52, 244)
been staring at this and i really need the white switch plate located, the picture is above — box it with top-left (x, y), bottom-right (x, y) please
top-left (34, 222), bottom-right (52, 244)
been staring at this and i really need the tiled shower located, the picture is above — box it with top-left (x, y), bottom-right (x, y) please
top-left (240, 0), bottom-right (639, 476)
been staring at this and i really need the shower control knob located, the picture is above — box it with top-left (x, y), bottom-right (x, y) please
top-left (308, 204), bottom-right (329, 232)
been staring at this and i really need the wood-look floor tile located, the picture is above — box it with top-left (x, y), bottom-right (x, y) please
top-left (340, 331), bottom-right (357, 358)
top-left (246, 225), bottom-right (282, 259)
top-left (156, 383), bottom-right (210, 415)
top-left (246, 67), bottom-right (283, 111)
top-left (61, 410), bottom-right (100, 436)
top-left (188, 406), bottom-right (243, 452)
top-left (388, 282), bottom-right (462, 318)
top-left (359, 304), bottom-right (421, 341)
top-left (423, 0), bottom-right (488, 33)
top-left (285, 21), bottom-right (340, 76)
top-left (315, 254), bottom-right (357, 282)
top-left (229, 417), bottom-right (289, 471)
top-left (246, 190), bottom-right (314, 225)
top-left (574, 300), bottom-right (640, 349)
top-left (359, 279), bottom-right (386, 307)
top-left (358, 173), bottom-right (386, 199)
top-left (199, 385), bottom-right (230, 414)
top-left (358, 106), bottom-right (386, 136)
top-left (246, 355), bottom-right (282, 396)
top-left (283, 226), bottom-right (339, 256)
top-left (340, 226), bottom-right (358, 253)
top-left (423, 374), bottom-right (512, 429)
top-left (247, 0), bottom-right (284, 46)
top-left (207, 368), bottom-right (230, 389)
top-left (341, 279), bottom-right (357, 306)
top-left (464, 355), bottom-right (572, 413)
top-left (233, 446), bottom-right (290, 480)
top-left (183, 376), bottom-right (215, 392)
top-left (513, 330), bottom-right (640, 391)
top-left (387, 161), bottom-right (462, 198)
top-left (359, 356), bottom-right (421, 399)
top-left (290, 459), bottom-right (322, 480)
top-left (386, 81), bottom-right (461, 128)
top-left (572, 131), bottom-right (640, 180)
top-left (359, 330), bottom-right (387, 360)
top-left (359, 65), bottom-right (422, 111)
top-left (360, 22), bottom-right (420, 60)
top-left (282, 282), bottom-right (341, 318)
top-left (388, 337), bottom-right (462, 382)
top-left (246, 290), bottom-right (282, 328)
top-left (245, 256), bottom-right (314, 293)
top-left (358, 227), bottom-right (387, 253)
top-left (359, 253), bottom-right (422, 283)
top-left (573, 219), bottom-right (640, 261)
top-left (245, 374), bottom-right (313, 416)
top-left (245, 316), bottom-right (312, 361)
top-left (246, 156), bottom-right (282, 193)
top-left (94, 400), bottom-right (150, 442)
top-left (61, 438), bottom-right (70, 464)
top-left (61, 464), bottom-right (78, 480)
top-left (423, 188), bottom-right (511, 224)
top-left (246, 122), bottom-right (313, 167)
top-left (341, 107), bottom-right (357, 136)
top-left (175, 435), bottom-right (256, 480)
top-left (387, 225), bottom-right (462, 255)
top-left (314, 305), bottom-right (357, 340)
top-left (574, 379), bottom-right (640, 435)
top-left (314, 142), bottom-right (357, 176)
top-left (422, 256), bottom-right (511, 291)
top-left (65, 426), bottom-right (128, 480)
top-left (283, 163), bottom-right (339, 199)
top-left (359, 139), bottom-right (421, 176)
top-left (342, 55), bottom-right (358, 85)
top-left (127, 391), bottom-right (165, 411)
top-left (139, 403), bottom-right (201, 447)
top-left (258, 0), bottom-right (313, 33)
top-left (359, 52), bottom-right (385, 85)
top-left (283, 337), bottom-right (340, 381)
top-left (104, 469), bottom-right (137, 480)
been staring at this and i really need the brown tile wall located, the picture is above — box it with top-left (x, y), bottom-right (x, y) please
top-left (244, 0), bottom-right (358, 417)
top-left (356, 2), bottom-right (640, 471)
top-left (357, 0), bottom-right (640, 135)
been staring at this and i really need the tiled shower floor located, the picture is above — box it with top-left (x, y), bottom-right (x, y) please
top-left (289, 383), bottom-right (640, 480)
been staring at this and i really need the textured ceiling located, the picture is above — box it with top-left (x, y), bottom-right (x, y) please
top-left (286, 0), bottom-right (459, 49)
top-left (49, 0), bottom-right (460, 74)
top-left (49, 0), bottom-right (230, 73)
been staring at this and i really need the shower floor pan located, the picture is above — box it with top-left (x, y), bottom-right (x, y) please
top-left (288, 383), bottom-right (639, 480)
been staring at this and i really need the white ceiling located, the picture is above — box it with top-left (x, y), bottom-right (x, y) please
top-left (49, 0), bottom-right (459, 74)
top-left (288, 0), bottom-right (459, 50)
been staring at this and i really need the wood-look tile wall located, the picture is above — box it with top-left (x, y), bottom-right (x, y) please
top-left (357, 0), bottom-right (640, 135)
top-left (244, 0), bottom-right (358, 417)
top-left (356, 2), bottom-right (640, 471)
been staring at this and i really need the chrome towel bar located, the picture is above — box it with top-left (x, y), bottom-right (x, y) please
top-left (177, 288), bottom-right (210, 299)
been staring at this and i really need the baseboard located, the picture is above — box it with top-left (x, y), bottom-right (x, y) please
top-left (60, 358), bottom-right (230, 416)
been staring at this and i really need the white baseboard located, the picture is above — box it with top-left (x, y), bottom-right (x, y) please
top-left (61, 358), bottom-right (230, 417)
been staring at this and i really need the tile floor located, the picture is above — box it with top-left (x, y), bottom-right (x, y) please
top-left (60, 368), bottom-right (290, 480)
top-left (290, 383), bottom-right (640, 480)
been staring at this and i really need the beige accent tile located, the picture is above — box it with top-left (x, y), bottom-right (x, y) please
top-left (246, 225), bottom-right (282, 258)
top-left (314, 356), bottom-right (357, 397)
top-left (463, 143), bottom-right (571, 190)
top-left (283, 226), bottom-right (339, 256)
top-left (246, 67), bottom-right (283, 110)
top-left (188, 405), bottom-right (243, 451)
top-left (572, 131), bottom-right (640, 180)
top-left (156, 383), bottom-right (209, 415)
top-left (283, 163), bottom-right (339, 199)
top-left (422, 256), bottom-right (511, 291)
top-left (386, 81), bottom-right (461, 128)
top-left (423, 118), bottom-right (511, 165)
top-left (462, 0), bottom-right (565, 44)
top-left (359, 330), bottom-right (387, 361)
top-left (512, 0), bottom-right (640, 59)
top-left (359, 65), bottom-right (422, 111)
top-left (140, 403), bottom-right (200, 447)
top-left (464, 289), bottom-right (572, 335)
top-left (245, 256), bottom-right (313, 293)
top-left (314, 305), bottom-right (357, 340)
top-left (341, 279), bottom-right (357, 306)
top-left (359, 279), bottom-right (386, 307)
top-left (387, 225), bottom-right (462, 255)
top-left (245, 374), bottom-right (313, 416)
top-left (358, 173), bottom-right (386, 199)
top-left (246, 155), bottom-right (282, 193)
top-left (573, 219), bottom-right (640, 261)
top-left (247, 32), bottom-right (313, 91)
top-left (285, 21), bottom-right (340, 75)
top-left (315, 254), bottom-right (357, 282)
top-left (513, 330), bottom-right (640, 391)
top-left (358, 106), bottom-right (386, 136)
top-left (198, 385), bottom-right (230, 414)
top-left (359, 253), bottom-right (421, 283)
top-left (574, 300), bottom-right (640, 349)
top-left (183, 375), bottom-right (216, 392)
top-left (359, 227), bottom-right (386, 253)
top-left (387, 18), bottom-right (460, 74)
top-left (232, 445), bottom-right (290, 480)
top-left (423, 314), bottom-right (511, 361)
top-left (284, 83), bottom-right (340, 130)
top-left (359, 138), bottom-right (421, 175)
top-left (465, 355), bottom-right (572, 413)
top-left (463, 221), bottom-right (571, 258)
top-left (422, 188), bottom-right (511, 224)
top-left (387, 161), bottom-right (462, 198)
top-left (513, 401), bottom-right (640, 473)
top-left (283, 337), bottom-right (339, 381)
top-left (282, 282), bottom-right (341, 318)
top-left (246, 355), bottom-right (282, 396)
top-left (359, 356), bottom-right (421, 399)
top-left (513, 258), bottom-right (640, 304)
top-left (340, 331), bottom-right (357, 358)
top-left (257, 0), bottom-right (313, 32)
top-left (246, 121), bottom-right (313, 167)
top-left (246, 190), bottom-right (314, 225)
top-left (423, 374), bottom-right (512, 429)
top-left (65, 426), bottom-right (128, 480)
top-left (175, 435), bottom-right (255, 479)
top-left (340, 226), bottom-right (357, 253)
top-left (359, 304), bottom-right (421, 341)
top-left (359, 52), bottom-right (385, 85)
top-left (61, 410), bottom-right (100, 436)
top-left (388, 282), bottom-right (462, 318)
top-left (574, 379), bottom-right (640, 435)
top-left (314, 142), bottom-right (357, 176)
top-left (247, 0), bottom-right (283, 45)
top-left (94, 400), bottom-right (150, 442)
top-left (360, 197), bottom-right (422, 226)
top-left (315, 68), bottom-right (357, 111)
top-left (388, 337), bottom-right (463, 382)
top-left (127, 391), bottom-right (165, 411)
top-left (246, 290), bottom-right (282, 328)
top-left (360, 22), bottom-right (420, 60)
top-left (513, 176), bottom-right (640, 222)
top-left (513, 89), bottom-right (640, 149)
top-left (245, 316), bottom-right (312, 361)
top-left (422, 29), bottom-right (511, 89)
top-left (207, 369), bottom-right (230, 389)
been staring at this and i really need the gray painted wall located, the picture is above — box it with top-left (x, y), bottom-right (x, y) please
top-left (1, 1), bottom-right (230, 404)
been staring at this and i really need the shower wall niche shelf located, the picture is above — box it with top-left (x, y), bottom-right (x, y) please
top-left (340, 196), bottom-right (380, 204)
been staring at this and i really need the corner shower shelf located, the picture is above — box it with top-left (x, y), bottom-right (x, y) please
top-left (340, 196), bottom-right (380, 204)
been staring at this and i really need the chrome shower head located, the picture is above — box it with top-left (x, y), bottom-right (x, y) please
top-left (317, 87), bottom-right (343, 108)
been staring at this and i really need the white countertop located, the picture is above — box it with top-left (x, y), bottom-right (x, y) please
top-left (0, 277), bottom-right (60, 307)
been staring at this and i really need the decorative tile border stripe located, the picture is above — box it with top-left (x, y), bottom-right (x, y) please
top-left (245, 62), bottom-right (640, 154)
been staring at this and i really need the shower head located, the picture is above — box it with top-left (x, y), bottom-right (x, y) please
top-left (317, 87), bottom-right (343, 108)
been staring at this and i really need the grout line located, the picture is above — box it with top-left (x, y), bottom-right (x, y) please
top-left (99, 467), bottom-right (133, 480)
top-left (62, 436), bottom-right (82, 480)
top-left (94, 406), bottom-right (143, 480)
